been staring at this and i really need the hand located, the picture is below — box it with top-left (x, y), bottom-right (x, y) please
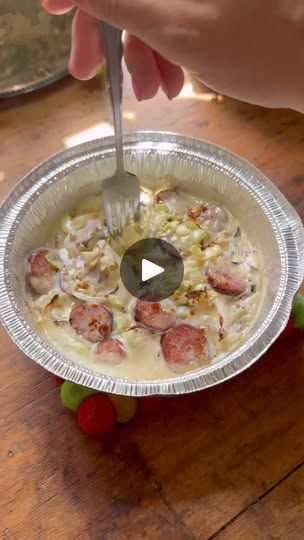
top-left (41, 0), bottom-right (184, 100)
top-left (42, 0), bottom-right (304, 111)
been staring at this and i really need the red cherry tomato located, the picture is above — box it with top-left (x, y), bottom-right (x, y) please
top-left (77, 394), bottom-right (116, 435)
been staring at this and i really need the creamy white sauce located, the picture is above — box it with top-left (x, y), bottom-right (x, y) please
top-left (28, 187), bottom-right (262, 380)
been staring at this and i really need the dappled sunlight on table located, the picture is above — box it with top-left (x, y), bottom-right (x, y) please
top-left (177, 82), bottom-right (223, 102)
top-left (63, 122), bottom-right (114, 148)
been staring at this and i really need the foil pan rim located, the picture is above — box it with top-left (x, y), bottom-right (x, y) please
top-left (0, 131), bottom-right (303, 395)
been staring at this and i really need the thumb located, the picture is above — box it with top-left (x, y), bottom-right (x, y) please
top-left (72, 0), bottom-right (162, 35)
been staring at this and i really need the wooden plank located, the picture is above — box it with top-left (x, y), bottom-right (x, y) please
top-left (129, 336), bottom-right (304, 538)
top-left (1, 331), bottom-right (303, 538)
top-left (214, 464), bottom-right (304, 540)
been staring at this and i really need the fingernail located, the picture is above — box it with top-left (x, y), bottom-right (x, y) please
top-left (132, 78), bottom-right (142, 101)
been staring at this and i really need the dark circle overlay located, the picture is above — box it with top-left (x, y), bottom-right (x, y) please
top-left (120, 238), bottom-right (184, 302)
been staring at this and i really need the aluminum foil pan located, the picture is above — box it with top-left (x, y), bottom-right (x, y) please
top-left (0, 132), bottom-right (303, 395)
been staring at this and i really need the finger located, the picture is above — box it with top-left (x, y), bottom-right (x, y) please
top-left (71, 1), bottom-right (180, 70)
top-left (154, 52), bottom-right (184, 99)
top-left (124, 34), bottom-right (161, 100)
top-left (69, 9), bottom-right (104, 80)
top-left (41, 0), bottom-right (75, 14)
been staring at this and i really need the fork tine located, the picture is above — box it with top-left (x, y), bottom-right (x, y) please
top-left (115, 200), bottom-right (122, 234)
top-left (102, 174), bottom-right (140, 236)
top-left (133, 194), bottom-right (140, 220)
top-left (123, 198), bottom-right (130, 227)
top-left (104, 201), bottom-right (114, 236)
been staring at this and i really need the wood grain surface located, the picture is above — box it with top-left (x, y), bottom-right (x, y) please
top-left (0, 71), bottom-right (303, 540)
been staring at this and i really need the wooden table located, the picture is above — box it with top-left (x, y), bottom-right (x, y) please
top-left (0, 72), bottom-right (303, 540)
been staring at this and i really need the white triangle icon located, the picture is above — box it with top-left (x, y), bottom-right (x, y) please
top-left (141, 258), bottom-right (165, 282)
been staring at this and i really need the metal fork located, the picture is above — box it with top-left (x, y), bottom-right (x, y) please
top-left (99, 22), bottom-right (140, 236)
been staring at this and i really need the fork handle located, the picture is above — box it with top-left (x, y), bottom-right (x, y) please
top-left (99, 22), bottom-right (124, 173)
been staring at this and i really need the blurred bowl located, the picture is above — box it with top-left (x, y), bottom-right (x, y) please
top-left (0, 132), bottom-right (303, 395)
top-left (0, 1), bottom-right (73, 97)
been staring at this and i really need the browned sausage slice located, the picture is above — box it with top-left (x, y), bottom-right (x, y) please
top-left (206, 260), bottom-right (247, 296)
top-left (188, 204), bottom-right (228, 232)
top-left (155, 189), bottom-right (177, 204)
top-left (95, 338), bottom-right (125, 358)
top-left (155, 189), bottom-right (189, 214)
top-left (69, 302), bottom-right (113, 343)
top-left (161, 324), bottom-right (207, 368)
top-left (28, 248), bottom-right (54, 277)
top-left (27, 248), bottom-right (57, 294)
top-left (135, 300), bottom-right (176, 331)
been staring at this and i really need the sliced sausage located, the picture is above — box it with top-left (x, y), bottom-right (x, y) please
top-left (28, 248), bottom-right (55, 277)
top-left (155, 189), bottom-right (177, 204)
top-left (95, 338), bottom-right (125, 358)
top-left (27, 248), bottom-right (57, 294)
top-left (188, 203), bottom-right (228, 232)
top-left (155, 189), bottom-right (189, 214)
top-left (206, 260), bottom-right (248, 296)
top-left (161, 324), bottom-right (207, 369)
top-left (135, 300), bottom-right (176, 331)
top-left (69, 302), bottom-right (112, 343)
top-left (95, 339), bottom-right (125, 364)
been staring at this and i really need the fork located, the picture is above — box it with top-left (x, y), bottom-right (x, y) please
top-left (99, 22), bottom-right (140, 236)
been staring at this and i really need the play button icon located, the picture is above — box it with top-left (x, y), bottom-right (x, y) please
top-left (142, 259), bottom-right (164, 282)
top-left (120, 238), bottom-right (184, 302)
